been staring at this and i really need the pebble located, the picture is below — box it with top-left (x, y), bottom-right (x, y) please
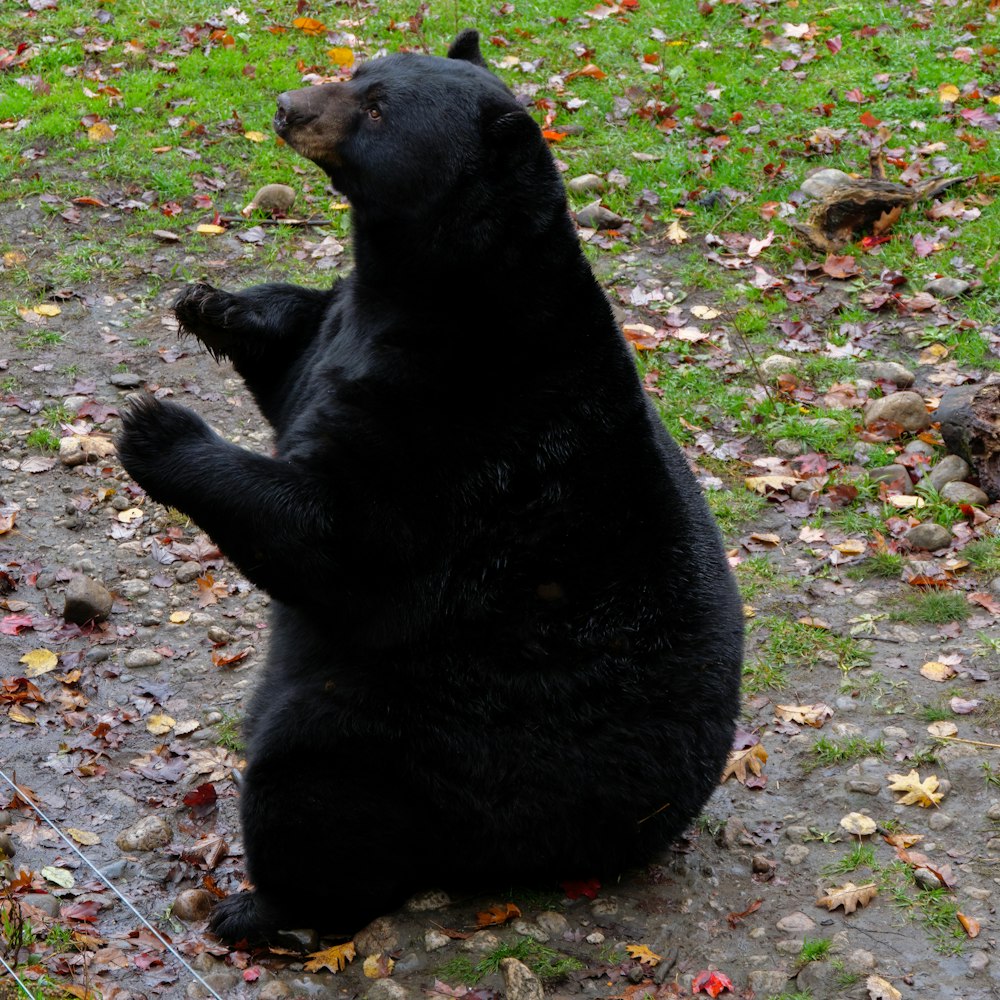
top-left (109, 372), bottom-right (145, 389)
top-left (574, 200), bottom-right (624, 230)
top-left (354, 915), bottom-right (400, 956)
top-left (940, 481), bottom-right (989, 506)
top-left (927, 454), bottom-right (971, 492)
top-left (776, 911), bottom-right (816, 934)
top-left (205, 711), bottom-right (223, 725)
top-left (34, 569), bottom-right (57, 590)
top-left (863, 391), bottom-right (931, 432)
top-left (987, 803), bottom-right (1000, 821)
top-left (586, 931), bottom-right (605, 945)
top-left (124, 649), bottom-right (162, 670)
top-left (748, 971), bottom-right (791, 996)
top-left (752, 856), bottom-right (776, 877)
top-left (64, 574), bottom-right (113, 625)
top-left (23, 893), bottom-right (61, 918)
top-left (118, 579), bottom-right (151, 600)
top-left (775, 938), bottom-right (805, 955)
top-left (175, 562), bottom-right (204, 584)
top-left (925, 276), bottom-right (970, 299)
top-left (173, 889), bottom-right (214, 922)
top-left (512, 919), bottom-right (550, 943)
top-left (567, 173), bottom-right (605, 194)
top-left (790, 477), bottom-right (827, 501)
top-left (116, 815), bottom-right (171, 851)
top-left (0, 812), bottom-right (11, 829)
top-left (882, 726), bottom-right (909, 740)
top-left (774, 438), bottom-right (806, 458)
top-left (904, 439), bottom-right (936, 458)
top-left (501, 957), bottom-right (544, 1000)
top-left (759, 354), bottom-right (800, 380)
top-left (367, 982), bottom-right (410, 1000)
top-left (867, 464), bottom-right (913, 493)
top-left (207, 626), bottom-right (232, 644)
top-left (800, 167), bottom-right (853, 198)
top-left (406, 889), bottom-right (451, 911)
top-left (905, 522), bottom-right (952, 551)
top-left (856, 361), bottom-right (915, 387)
top-left (785, 825), bottom-right (810, 843)
top-left (591, 897), bottom-right (618, 916)
top-left (783, 845), bottom-right (810, 865)
top-left (847, 949), bottom-right (876, 970)
top-left (968, 951), bottom-right (990, 973)
top-left (424, 930), bottom-right (450, 952)
top-left (928, 812), bottom-right (953, 831)
top-left (913, 867), bottom-right (944, 890)
top-left (537, 910), bottom-right (570, 936)
top-left (461, 930), bottom-right (500, 953)
top-left (259, 983), bottom-right (292, 1000)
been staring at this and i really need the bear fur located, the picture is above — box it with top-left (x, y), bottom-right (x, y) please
top-left (117, 31), bottom-right (743, 943)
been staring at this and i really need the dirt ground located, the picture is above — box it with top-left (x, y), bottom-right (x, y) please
top-left (1, 194), bottom-right (999, 1000)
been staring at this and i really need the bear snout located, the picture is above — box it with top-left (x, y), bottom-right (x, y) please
top-left (274, 92), bottom-right (318, 136)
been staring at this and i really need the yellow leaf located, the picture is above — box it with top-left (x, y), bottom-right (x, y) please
top-left (666, 218), bottom-right (688, 244)
top-left (169, 610), bottom-right (192, 624)
top-left (919, 661), bottom-right (955, 682)
top-left (174, 719), bottom-right (201, 735)
top-left (20, 648), bottom-right (58, 677)
top-left (797, 616), bottom-right (829, 629)
top-left (363, 953), bottom-right (395, 978)
top-left (886, 494), bottom-right (925, 510)
top-left (625, 944), bottom-right (661, 966)
top-left (816, 881), bottom-right (878, 914)
top-left (41, 866), bottom-right (75, 888)
top-left (690, 305), bottom-right (720, 320)
top-left (926, 720), bottom-right (957, 738)
top-left (749, 532), bottom-right (781, 546)
top-left (328, 47), bottom-right (354, 67)
top-left (722, 743), bottom-right (767, 784)
top-left (833, 539), bottom-right (866, 556)
top-left (744, 474), bottom-right (799, 494)
top-left (146, 714), bottom-right (176, 736)
top-left (305, 941), bottom-right (356, 974)
top-left (886, 769), bottom-right (944, 807)
top-left (9, 707), bottom-right (36, 725)
top-left (866, 974), bottom-right (902, 1000)
top-left (292, 16), bottom-right (327, 35)
top-left (196, 224), bottom-right (227, 235)
top-left (957, 912), bottom-right (980, 938)
top-left (67, 828), bottom-right (100, 846)
top-left (33, 303), bottom-right (62, 317)
top-left (244, 130), bottom-right (267, 142)
top-left (775, 703), bottom-right (832, 728)
top-left (839, 812), bottom-right (876, 836)
top-left (938, 83), bottom-right (960, 104)
top-left (87, 121), bottom-right (115, 143)
top-left (117, 507), bottom-right (144, 523)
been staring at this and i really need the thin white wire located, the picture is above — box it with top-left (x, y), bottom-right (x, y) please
top-left (0, 951), bottom-right (36, 998)
top-left (0, 769), bottom-right (223, 1000)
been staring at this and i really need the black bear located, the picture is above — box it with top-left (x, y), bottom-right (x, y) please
top-left (117, 31), bottom-right (743, 943)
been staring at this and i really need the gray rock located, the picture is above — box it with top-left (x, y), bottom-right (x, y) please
top-left (790, 477), bottom-right (826, 501)
top-left (785, 825), bottom-right (810, 843)
top-left (259, 983), bottom-right (292, 1000)
top-left (903, 439), bottom-right (936, 458)
top-left (462, 930), bottom-right (500, 953)
top-left (64, 574), bottom-right (113, 625)
top-left (941, 481), bottom-right (989, 506)
top-left (424, 930), bottom-right (450, 952)
top-left (175, 562), bottom-right (203, 584)
top-left (935, 381), bottom-right (1000, 500)
top-left (124, 648), bottom-right (162, 670)
top-left (913, 867), bottom-right (944, 890)
top-left (0, 812), bottom-right (12, 829)
top-left (207, 625), bottom-right (231, 644)
top-left (924, 276), bottom-right (970, 299)
top-left (775, 937), bottom-right (805, 955)
top-left (567, 173), bottom-right (605, 194)
top-left (406, 889), bottom-right (451, 911)
top-left (928, 812), bottom-right (953, 831)
top-left (118, 578), bottom-right (151, 600)
top-left (795, 960), bottom-right (833, 995)
top-left (856, 361), bottom-right (915, 387)
top-left (968, 951), bottom-right (990, 973)
top-left (537, 910), bottom-right (570, 936)
top-left (500, 958), bottom-right (544, 1000)
top-left (801, 168), bottom-right (853, 198)
top-left (748, 971), bottom-right (791, 997)
top-left (759, 354), bottom-right (800, 380)
top-left (512, 919), bottom-right (550, 943)
top-left (22, 893), bottom-right (61, 918)
top-left (173, 889), bottom-right (214, 922)
top-left (783, 845), bottom-right (810, 865)
top-left (110, 372), bottom-right (144, 389)
top-left (354, 916), bottom-right (400, 957)
top-left (590, 897), bottom-right (618, 916)
top-left (905, 522), bottom-right (952, 551)
top-left (927, 454), bottom-right (971, 492)
top-left (367, 982), bottom-right (410, 1000)
top-left (774, 437), bottom-right (807, 458)
top-left (574, 200), bottom-right (624, 230)
top-left (394, 952), bottom-right (423, 974)
top-left (864, 391), bottom-right (931, 432)
top-left (776, 911), bottom-right (817, 933)
top-left (846, 949), bottom-right (876, 970)
top-left (868, 465), bottom-right (913, 493)
top-left (987, 802), bottom-right (1000, 821)
top-left (276, 927), bottom-right (319, 952)
top-left (116, 815), bottom-right (171, 852)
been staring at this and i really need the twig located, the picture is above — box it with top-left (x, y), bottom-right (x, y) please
top-left (932, 735), bottom-right (1000, 750)
top-left (217, 215), bottom-right (333, 227)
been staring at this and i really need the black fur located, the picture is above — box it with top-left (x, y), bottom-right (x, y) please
top-left (117, 32), bottom-right (743, 943)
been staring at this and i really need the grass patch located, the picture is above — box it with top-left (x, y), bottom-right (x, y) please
top-left (756, 616), bottom-right (871, 673)
top-left (823, 843), bottom-right (877, 877)
top-left (214, 712), bottom-right (244, 754)
top-left (743, 659), bottom-right (788, 694)
top-left (847, 551), bottom-right (904, 581)
top-left (438, 938), bottom-right (583, 986)
top-left (706, 489), bottom-right (767, 536)
top-left (798, 938), bottom-right (832, 963)
top-left (964, 537), bottom-right (1000, 577)
top-left (807, 736), bottom-right (886, 770)
top-left (25, 427), bottom-right (60, 452)
top-left (891, 592), bottom-right (972, 625)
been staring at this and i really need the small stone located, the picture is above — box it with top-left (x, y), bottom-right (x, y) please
top-left (118, 579), bottom-right (151, 600)
top-left (536, 911), bottom-right (570, 936)
top-left (847, 949), bottom-right (876, 971)
top-left (394, 952), bottom-right (423, 975)
top-left (759, 354), bottom-right (800, 380)
top-left (882, 726), bottom-right (909, 740)
top-left (775, 938), bottom-right (805, 955)
top-left (913, 867), bottom-right (944, 890)
top-left (719, 817), bottom-right (751, 848)
top-left (59, 434), bottom-right (117, 467)
top-left (940, 481), bottom-right (989, 506)
top-left (927, 454), bottom-right (971, 492)
top-left (175, 562), bottom-right (204, 584)
top-left (776, 912), bottom-right (816, 934)
top-left (0, 812), bottom-right (12, 829)
top-left (366, 982), bottom-right (410, 1000)
top-left (752, 855), bottom-right (776, 876)
top-left (774, 437), bottom-right (806, 458)
top-left (868, 464), bottom-right (913, 492)
top-left (987, 803), bottom-right (1000, 821)
top-left (567, 173), bottom-right (605, 194)
top-left (110, 372), bottom-right (144, 389)
top-left (63, 574), bottom-right (113, 625)
top-left (748, 971), bottom-right (791, 996)
top-left (500, 958), bottom-right (544, 1000)
top-left (586, 931), bottom-right (605, 945)
top-left (785, 826), bottom-right (810, 843)
top-left (928, 812), bottom-right (953, 831)
top-left (968, 951), bottom-right (990, 973)
top-left (461, 930), bottom-right (500, 953)
top-left (964, 887), bottom-right (991, 901)
top-left (574, 199), bottom-right (624, 230)
top-left (259, 983), bottom-right (292, 1000)
top-left (783, 845), bottom-right (810, 865)
top-left (856, 361), bottom-right (916, 387)
top-left (590, 897), bottom-right (618, 916)
top-left (22, 893), bottom-right (61, 918)
top-left (924, 277), bottom-right (970, 299)
top-left (173, 889), bottom-right (214, 922)
top-left (512, 919), bottom-right (550, 943)
top-left (354, 916), bottom-right (399, 957)
top-left (205, 711), bottom-right (223, 725)
top-left (904, 440), bottom-right (936, 458)
top-left (424, 930), bottom-right (450, 952)
top-left (116, 815), bottom-right (171, 852)
top-left (0, 832), bottom-right (16, 859)
top-left (905, 522), bottom-right (953, 551)
top-left (125, 649), bottom-right (162, 670)
top-left (406, 889), bottom-right (451, 911)
top-left (790, 477), bottom-right (827, 501)
top-left (207, 626), bottom-right (232, 644)
top-left (864, 391), bottom-right (931, 432)
top-left (801, 168), bottom-right (853, 198)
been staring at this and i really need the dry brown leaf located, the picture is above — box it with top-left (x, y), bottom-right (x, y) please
top-left (722, 743), bottom-right (767, 784)
top-left (957, 912), bottom-right (980, 938)
top-left (926, 721), bottom-right (957, 738)
top-left (816, 881), bottom-right (878, 914)
top-left (866, 975), bottom-right (902, 1000)
top-left (882, 832), bottom-right (923, 849)
top-left (305, 941), bottom-right (356, 974)
top-left (774, 703), bottom-right (833, 728)
top-left (666, 219), bottom-right (688, 244)
top-left (887, 769), bottom-right (943, 807)
top-left (745, 474), bottom-right (800, 494)
top-left (476, 902), bottom-right (521, 928)
top-left (625, 944), bottom-right (661, 966)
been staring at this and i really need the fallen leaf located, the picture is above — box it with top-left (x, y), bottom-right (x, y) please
top-left (476, 902), bottom-right (521, 928)
top-left (745, 474), bottom-right (799, 494)
top-left (969, 591), bottom-right (1000, 615)
top-left (816, 881), bottom-right (878, 914)
top-left (363, 953), bottom-right (395, 979)
top-left (243, 131), bottom-right (267, 142)
top-left (66, 828), bottom-right (100, 846)
top-left (41, 865), bottom-right (75, 889)
top-left (690, 305), bottom-right (720, 320)
top-left (87, 121), bottom-right (114, 143)
top-left (882, 832), bottom-right (923, 849)
top-left (833, 539), bottom-right (867, 556)
top-left (292, 16), bottom-right (327, 35)
top-left (775, 703), bottom-right (833, 728)
top-left (867, 974), bottom-right (902, 1000)
top-left (117, 508), bottom-right (144, 523)
top-left (722, 743), bottom-right (767, 784)
top-left (32, 303), bottom-right (61, 317)
top-left (926, 721), bottom-right (957, 738)
top-left (691, 969), bottom-right (733, 997)
top-left (20, 648), bottom-right (58, 677)
top-left (561, 878), bottom-right (600, 899)
top-left (667, 219), bottom-right (688, 244)
top-left (938, 83), bottom-right (960, 104)
top-left (840, 812), bottom-right (876, 836)
top-left (887, 495), bottom-right (925, 510)
top-left (146, 714), bottom-right (176, 736)
top-left (305, 942), bottom-right (356, 973)
top-left (919, 661), bottom-right (955, 682)
top-left (196, 224), bottom-right (226, 235)
top-left (169, 610), bottom-right (191, 624)
top-left (957, 912), bottom-right (980, 938)
top-left (328, 47), bottom-right (354, 67)
top-left (887, 769), bottom-right (943, 807)
top-left (625, 944), bottom-right (661, 966)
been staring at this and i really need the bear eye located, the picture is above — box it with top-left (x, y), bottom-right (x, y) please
top-left (366, 106), bottom-right (382, 121)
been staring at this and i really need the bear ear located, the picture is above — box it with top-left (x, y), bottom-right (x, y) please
top-left (447, 30), bottom-right (488, 68)
top-left (483, 107), bottom-right (540, 167)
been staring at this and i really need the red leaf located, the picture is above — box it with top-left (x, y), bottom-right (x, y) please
top-left (561, 878), bottom-right (601, 900)
top-left (844, 88), bottom-right (867, 103)
top-left (0, 614), bottom-right (36, 635)
top-left (825, 35), bottom-right (842, 54)
top-left (859, 110), bottom-right (882, 127)
top-left (692, 969), bottom-right (734, 997)
top-left (183, 782), bottom-right (218, 808)
top-left (243, 967), bottom-right (261, 982)
top-left (62, 900), bottom-right (101, 923)
top-left (969, 592), bottom-right (1000, 615)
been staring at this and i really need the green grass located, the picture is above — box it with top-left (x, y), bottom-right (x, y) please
top-left (798, 938), bottom-right (832, 963)
top-left (807, 736), bottom-right (886, 770)
top-left (707, 489), bottom-right (767, 536)
top-left (215, 712), bottom-right (244, 753)
top-left (891, 592), bottom-right (972, 625)
top-left (437, 938), bottom-right (583, 986)
top-left (25, 427), bottom-right (59, 452)
top-left (823, 843), bottom-right (877, 876)
top-left (964, 537), bottom-right (1000, 577)
top-left (847, 551), bottom-right (904, 580)
top-left (756, 615), bottom-right (871, 673)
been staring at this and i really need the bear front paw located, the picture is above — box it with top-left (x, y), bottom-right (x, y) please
top-left (209, 891), bottom-right (273, 945)
top-left (174, 282), bottom-right (240, 355)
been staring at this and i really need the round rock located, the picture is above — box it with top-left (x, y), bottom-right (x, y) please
top-left (863, 391), bottom-right (931, 432)
top-left (567, 173), bottom-right (605, 194)
top-left (574, 199), bottom-right (624, 230)
top-left (905, 522), bottom-right (952, 551)
top-left (759, 354), bottom-right (800, 380)
top-left (856, 361), bottom-right (915, 387)
top-left (867, 465), bottom-right (913, 493)
top-left (536, 910), bottom-right (570, 936)
top-left (924, 276), bottom-right (970, 299)
top-left (941, 481), bottom-right (989, 506)
top-left (801, 168), bottom-right (853, 198)
top-left (125, 648), bottom-right (163, 670)
top-left (64, 574), bottom-right (113, 625)
top-left (175, 562), bottom-right (204, 584)
top-left (776, 911), bottom-right (816, 934)
top-left (173, 889), bottom-right (214, 922)
top-left (354, 915), bottom-right (399, 957)
top-left (424, 930), bottom-right (450, 952)
top-left (116, 815), bottom-right (171, 852)
top-left (110, 372), bottom-right (145, 389)
top-left (500, 958), bottom-right (544, 1000)
top-left (927, 454), bottom-right (971, 491)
